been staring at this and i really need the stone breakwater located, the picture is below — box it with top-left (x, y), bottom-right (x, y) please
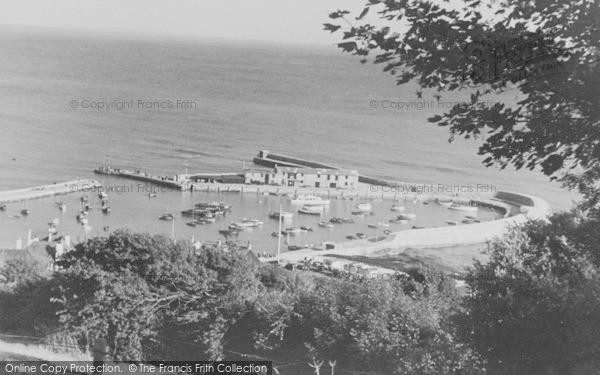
top-left (0, 179), bottom-right (102, 204)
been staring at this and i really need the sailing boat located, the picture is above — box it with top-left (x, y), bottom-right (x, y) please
top-left (397, 195), bottom-right (416, 220)
top-left (20, 199), bottom-right (29, 216)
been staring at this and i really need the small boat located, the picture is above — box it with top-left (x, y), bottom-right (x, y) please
top-left (98, 192), bottom-right (107, 199)
top-left (8, 215), bottom-right (20, 219)
top-left (57, 202), bottom-right (67, 211)
top-left (377, 222), bottom-right (390, 227)
top-left (186, 221), bottom-right (197, 227)
top-left (269, 211), bottom-right (294, 220)
top-left (298, 206), bottom-right (322, 215)
top-left (83, 224), bottom-right (92, 231)
top-left (269, 192), bottom-right (278, 196)
top-left (81, 196), bottom-right (89, 202)
top-left (438, 201), bottom-right (453, 207)
top-left (232, 219), bottom-right (263, 227)
top-left (80, 218), bottom-right (89, 225)
top-left (318, 221), bottom-right (334, 228)
top-left (412, 225), bottom-right (425, 229)
top-left (291, 195), bottom-right (330, 206)
top-left (228, 224), bottom-right (244, 231)
top-left (448, 204), bottom-right (478, 212)
top-left (148, 193), bottom-right (157, 198)
top-left (20, 209), bottom-right (29, 216)
top-left (368, 223), bottom-right (378, 229)
top-left (446, 220), bottom-right (459, 225)
top-left (84, 203), bottom-right (92, 211)
top-left (48, 226), bottom-right (58, 234)
top-left (397, 213), bottom-right (416, 220)
top-left (102, 206), bottom-right (111, 213)
top-left (383, 230), bottom-right (391, 235)
top-left (159, 213), bottom-right (174, 221)
top-left (203, 217), bottom-right (216, 223)
top-left (48, 218), bottom-right (60, 226)
top-left (77, 212), bottom-right (87, 221)
top-left (391, 205), bottom-right (405, 212)
top-left (350, 211), bottom-right (365, 217)
top-left (465, 215), bottom-right (477, 219)
top-left (287, 245), bottom-right (305, 251)
top-left (103, 226), bottom-right (110, 231)
top-left (346, 235), bottom-right (357, 240)
top-left (0, 204), bottom-right (7, 211)
top-left (219, 229), bottom-right (237, 236)
top-left (372, 198), bottom-right (383, 203)
top-left (284, 228), bottom-right (306, 234)
top-left (389, 218), bottom-right (409, 224)
top-left (462, 218), bottom-right (475, 224)
top-left (356, 202), bottom-right (372, 211)
top-left (356, 233), bottom-right (367, 239)
top-left (271, 232), bottom-right (282, 237)
top-left (300, 226), bottom-right (313, 232)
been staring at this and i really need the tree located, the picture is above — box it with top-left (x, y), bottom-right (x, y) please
top-left (326, 0), bottom-right (600, 215)
top-left (462, 213), bottom-right (600, 374)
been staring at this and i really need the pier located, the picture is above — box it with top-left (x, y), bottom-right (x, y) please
top-left (94, 166), bottom-right (186, 190)
top-left (0, 179), bottom-right (102, 204)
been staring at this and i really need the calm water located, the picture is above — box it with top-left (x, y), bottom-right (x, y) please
top-left (0, 26), bottom-right (577, 249)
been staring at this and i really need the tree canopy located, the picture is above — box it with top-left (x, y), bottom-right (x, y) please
top-left (326, 0), bottom-right (600, 215)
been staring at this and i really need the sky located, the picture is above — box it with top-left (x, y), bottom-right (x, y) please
top-left (0, 0), bottom-right (370, 44)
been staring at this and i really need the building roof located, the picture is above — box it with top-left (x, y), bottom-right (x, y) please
top-left (276, 167), bottom-right (358, 176)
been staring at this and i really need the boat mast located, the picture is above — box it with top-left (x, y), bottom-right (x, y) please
top-left (171, 217), bottom-right (175, 239)
top-left (277, 203), bottom-right (282, 264)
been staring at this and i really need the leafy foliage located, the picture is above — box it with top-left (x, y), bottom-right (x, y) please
top-left (326, 0), bottom-right (600, 215)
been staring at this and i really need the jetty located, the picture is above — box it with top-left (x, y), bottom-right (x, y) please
top-left (0, 179), bottom-right (102, 204)
top-left (94, 166), bottom-right (186, 190)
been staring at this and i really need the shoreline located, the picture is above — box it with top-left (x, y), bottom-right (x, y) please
top-left (0, 179), bottom-right (102, 204)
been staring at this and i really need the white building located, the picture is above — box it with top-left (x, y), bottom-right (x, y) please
top-left (244, 166), bottom-right (359, 189)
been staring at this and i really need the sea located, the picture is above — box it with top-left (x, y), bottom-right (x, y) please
top-left (0, 26), bottom-right (577, 250)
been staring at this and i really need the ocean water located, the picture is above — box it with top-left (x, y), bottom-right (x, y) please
top-left (0, 26), bottom-right (577, 248)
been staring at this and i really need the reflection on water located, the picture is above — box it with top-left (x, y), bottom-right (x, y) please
top-left (0, 177), bottom-right (503, 253)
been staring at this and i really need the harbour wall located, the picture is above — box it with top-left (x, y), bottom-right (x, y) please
top-left (272, 191), bottom-right (550, 263)
top-left (254, 151), bottom-right (417, 187)
top-left (0, 179), bottom-right (102, 204)
top-left (94, 167), bottom-right (185, 190)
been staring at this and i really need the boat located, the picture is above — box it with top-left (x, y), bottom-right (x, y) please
top-left (356, 233), bottom-right (367, 239)
top-left (20, 209), bottom-right (29, 216)
top-left (298, 206), bottom-right (322, 215)
top-left (186, 221), bottom-right (197, 227)
top-left (412, 225), bottom-right (425, 229)
top-left (103, 226), bottom-right (110, 231)
top-left (203, 217), bottom-right (216, 223)
top-left (290, 194), bottom-right (330, 206)
top-left (83, 224), bottom-right (92, 231)
top-left (80, 218), bottom-right (89, 225)
top-left (377, 222), bottom-right (390, 227)
top-left (284, 227), bottom-right (305, 235)
top-left (102, 206), bottom-right (111, 213)
top-left (81, 196), bottom-right (89, 202)
top-left (356, 202), bottom-right (372, 211)
top-left (195, 202), bottom-right (232, 211)
top-left (448, 204), bottom-right (478, 212)
top-left (346, 235), bottom-right (357, 240)
top-left (383, 230), bottom-right (391, 235)
top-left (368, 223), bottom-right (378, 229)
top-left (300, 226), bottom-right (313, 232)
top-left (350, 211), bottom-right (365, 217)
top-left (8, 215), bottom-right (20, 219)
top-left (48, 226), bottom-right (58, 234)
top-left (271, 232), bottom-right (283, 237)
top-left (287, 245), bottom-right (305, 251)
top-left (397, 213), bottom-right (416, 220)
top-left (231, 219), bottom-right (263, 227)
top-left (219, 229), bottom-right (238, 236)
top-left (269, 211), bottom-right (294, 220)
top-left (462, 218), bottom-right (475, 224)
top-left (227, 224), bottom-right (244, 231)
top-left (98, 192), bottom-right (107, 199)
top-left (318, 221), bottom-right (334, 228)
top-left (148, 192), bottom-right (157, 198)
top-left (57, 202), bottom-right (67, 211)
top-left (49, 218), bottom-right (60, 226)
top-left (159, 213), bottom-right (174, 221)
top-left (77, 212), bottom-right (87, 221)
top-left (391, 205), bottom-right (405, 212)
top-left (0, 204), bottom-right (6, 211)
top-left (84, 203), bottom-right (92, 211)
top-left (446, 220), bottom-right (459, 225)
top-left (438, 200), bottom-right (453, 207)
top-left (389, 218), bottom-right (409, 224)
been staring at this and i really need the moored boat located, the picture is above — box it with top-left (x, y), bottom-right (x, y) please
top-left (291, 194), bottom-right (330, 206)
top-left (397, 213), bottom-right (416, 220)
top-left (318, 221), bottom-right (334, 228)
top-left (446, 220), bottom-right (459, 225)
top-left (448, 204), bottom-right (478, 212)
top-left (356, 233), bottom-right (367, 239)
top-left (269, 211), bottom-right (294, 220)
top-left (0, 204), bottom-right (6, 211)
top-left (159, 213), bottom-right (174, 221)
top-left (298, 206), bottom-right (322, 215)
top-left (356, 202), bottom-right (372, 211)
top-left (391, 205), bottom-right (405, 212)
top-left (232, 219), bottom-right (263, 227)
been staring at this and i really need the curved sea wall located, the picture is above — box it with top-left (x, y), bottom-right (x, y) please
top-left (270, 191), bottom-right (553, 262)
